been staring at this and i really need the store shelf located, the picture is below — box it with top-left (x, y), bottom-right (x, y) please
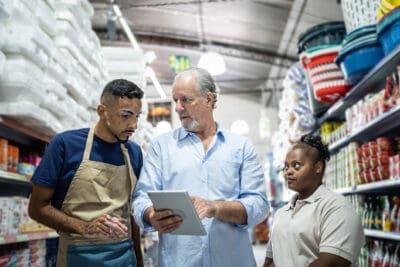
top-left (0, 171), bottom-right (32, 197)
top-left (0, 231), bottom-right (58, 245)
top-left (364, 229), bottom-right (400, 241)
top-left (334, 179), bottom-right (400, 195)
top-left (329, 105), bottom-right (400, 153)
top-left (317, 44), bottom-right (400, 124)
top-left (0, 115), bottom-right (53, 144)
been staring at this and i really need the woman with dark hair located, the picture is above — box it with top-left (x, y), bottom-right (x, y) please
top-left (264, 134), bottom-right (364, 267)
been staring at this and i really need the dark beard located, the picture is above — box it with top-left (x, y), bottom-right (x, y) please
top-left (114, 134), bottom-right (129, 144)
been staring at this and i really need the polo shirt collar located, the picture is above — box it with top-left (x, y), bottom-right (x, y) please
top-left (284, 184), bottom-right (326, 210)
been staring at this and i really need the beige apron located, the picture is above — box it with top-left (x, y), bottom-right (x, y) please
top-left (56, 127), bottom-right (138, 267)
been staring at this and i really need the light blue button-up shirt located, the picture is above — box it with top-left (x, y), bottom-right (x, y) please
top-left (133, 126), bottom-right (269, 267)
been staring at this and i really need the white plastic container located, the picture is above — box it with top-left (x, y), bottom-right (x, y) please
top-left (0, 56), bottom-right (45, 105)
top-left (341, 0), bottom-right (380, 33)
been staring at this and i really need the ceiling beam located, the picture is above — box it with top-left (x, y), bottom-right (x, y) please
top-left (96, 29), bottom-right (297, 68)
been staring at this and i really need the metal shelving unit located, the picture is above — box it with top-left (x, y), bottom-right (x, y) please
top-left (364, 229), bottom-right (400, 241)
top-left (334, 179), bottom-right (400, 195)
top-left (0, 231), bottom-right (58, 245)
top-left (0, 175), bottom-right (32, 198)
top-left (329, 105), bottom-right (400, 153)
top-left (0, 120), bottom-right (54, 245)
top-left (317, 44), bottom-right (400, 124)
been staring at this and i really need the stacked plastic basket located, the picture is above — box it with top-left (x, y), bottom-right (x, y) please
top-left (336, 25), bottom-right (384, 84)
top-left (298, 22), bottom-right (351, 104)
top-left (341, 0), bottom-right (380, 34)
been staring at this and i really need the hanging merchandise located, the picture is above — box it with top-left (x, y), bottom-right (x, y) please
top-left (169, 54), bottom-right (191, 73)
top-left (340, 0), bottom-right (380, 33)
top-left (272, 62), bottom-right (315, 169)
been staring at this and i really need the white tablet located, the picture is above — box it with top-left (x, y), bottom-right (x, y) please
top-left (147, 190), bottom-right (207, 236)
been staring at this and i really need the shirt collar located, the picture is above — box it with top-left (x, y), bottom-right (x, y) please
top-left (177, 123), bottom-right (225, 141)
top-left (284, 184), bottom-right (327, 210)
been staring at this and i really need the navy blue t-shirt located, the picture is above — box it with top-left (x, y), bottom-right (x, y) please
top-left (31, 128), bottom-right (143, 209)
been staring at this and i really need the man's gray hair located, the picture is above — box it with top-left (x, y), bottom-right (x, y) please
top-left (177, 68), bottom-right (219, 109)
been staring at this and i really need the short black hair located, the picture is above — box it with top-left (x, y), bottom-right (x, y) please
top-left (293, 134), bottom-right (330, 173)
top-left (101, 79), bottom-right (144, 103)
top-left (299, 134), bottom-right (330, 161)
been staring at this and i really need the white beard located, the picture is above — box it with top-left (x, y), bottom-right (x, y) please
top-left (183, 119), bottom-right (199, 132)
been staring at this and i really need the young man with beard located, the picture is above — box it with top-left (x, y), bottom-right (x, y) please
top-left (29, 79), bottom-right (144, 267)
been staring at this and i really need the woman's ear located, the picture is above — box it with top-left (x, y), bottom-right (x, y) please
top-left (315, 161), bottom-right (323, 174)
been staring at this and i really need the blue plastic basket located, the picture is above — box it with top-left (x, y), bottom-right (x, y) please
top-left (337, 44), bottom-right (384, 84)
top-left (377, 8), bottom-right (400, 55)
top-left (298, 22), bottom-right (346, 54)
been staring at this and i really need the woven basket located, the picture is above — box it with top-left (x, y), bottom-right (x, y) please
top-left (341, 0), bottom-right (380, 33)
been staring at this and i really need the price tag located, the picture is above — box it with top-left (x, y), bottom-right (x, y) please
top-left (48, 232), bottom-right (58, 238)
top-left (0, 237), bottom-right (5, 244)
top-left (16, 234), bottom-right (28, 242)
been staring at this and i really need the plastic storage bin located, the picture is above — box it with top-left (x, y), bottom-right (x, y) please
top-left (336, 25), bottom-right (384, 84)
top-left (341, 0), bottom-right (380, 33)
top-left (377, 7), bottom-right (400, 55)
top-left (297, 22), bottom-right (346, 54)
top-left (336, 45), bottom-right (383, 84)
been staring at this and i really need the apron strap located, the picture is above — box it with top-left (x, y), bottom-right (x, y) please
top-left (120, 144), bottom-right (137, 191)
top-left (83, 128), bottom-right (95, 161)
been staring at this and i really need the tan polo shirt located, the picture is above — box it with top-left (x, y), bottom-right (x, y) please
top-left (266, 185), bottom-right (364, 267)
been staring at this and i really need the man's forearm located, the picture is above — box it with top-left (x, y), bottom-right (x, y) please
top-left (29, 203), bottom-right (86, 234)
top-left (213, 201), bottom-right (247, 224)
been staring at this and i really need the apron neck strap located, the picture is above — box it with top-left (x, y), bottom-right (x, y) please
top-left (83, 127), bottom-right (95, 160)
top-left (120, 144), bottom-right (137, 191)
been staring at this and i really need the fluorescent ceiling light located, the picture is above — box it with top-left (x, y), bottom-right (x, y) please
top-left (197, 51), bottom-right (226, 76)
top-left (145, 67), bottom-right (167, 99)
top-left (112, 4), bottom-right (140, 50)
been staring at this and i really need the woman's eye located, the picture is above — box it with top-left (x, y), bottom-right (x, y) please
top-left (294, 163), bottom-right (301, 169)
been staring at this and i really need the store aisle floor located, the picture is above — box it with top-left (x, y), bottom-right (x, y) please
top-left (253, 242), bottom-right (266, 267)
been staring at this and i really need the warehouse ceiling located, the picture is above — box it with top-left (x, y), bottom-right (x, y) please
top-left (89, 0), bottom-right (343, 104)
